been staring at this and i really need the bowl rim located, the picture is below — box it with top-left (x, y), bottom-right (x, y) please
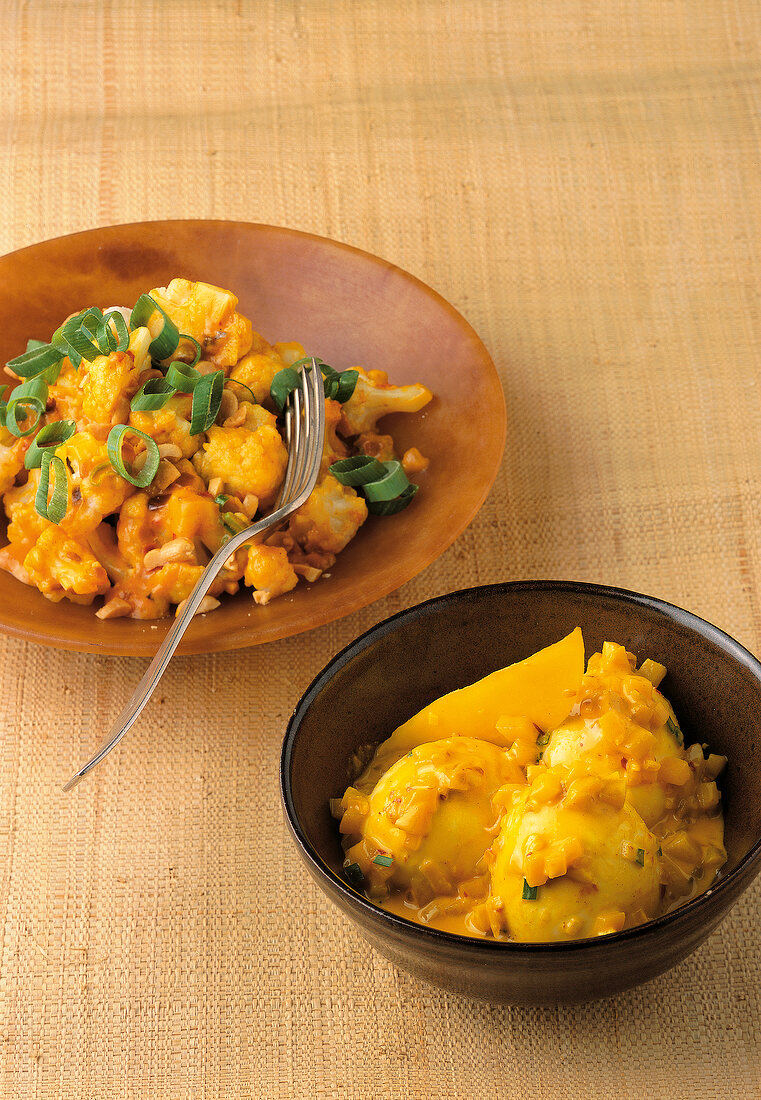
top-left (281, 578), bottom-right (761, 954)
top-left (0, 218), bottom-right (506, 655)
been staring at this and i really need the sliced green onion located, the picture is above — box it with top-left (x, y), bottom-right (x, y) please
top-left (176, 334), bottom-right (202, 367)
top-left (225, 378), bottom-right (257, 403)
top-left (319, 362), bottom-right (358, 403)
top-left (270, 366), bottom-right (302, 412)
top-left (131, 377), bottom-right (177, 412)
top-left (106, 425), bottom-right (160, 487)
top-left (536, 732), bottom-right (551, 748)
top-left (372, 854), bottom-right (394, 867)
top-left (214, 494), bottom-right (229, 507)
top-left (635, 848), bottom-right (645, 867)
top-left (6, 341), bottom-right (65, 380)
top-left (189, 370), bottom-right (224, 434)
top-left (59, 307), bottom-right (106, 362)
top-left (130, 294), bottom-right (180, 360)
top-left (35, 452), bottom-right (68, 523)
top-left (165, 360), bottom-right (201, 392)
top-left (222, 513), bottom-right (248, 536)
top-left (320, 363), bottom-right (358, 403)
top-left (344, 862), bottom-right (364, 888)
top-left (6, 377), bottom-right (48, 438)
top-left (366, 482), bottom-right (419, 516)
top-left (329, 455), bottom-right (386, 487)
top-left (98, 310), bottom-right (130, 353)
top-left (51, 323), bottom-right (81, 368)
top-left (333, 369), bottom-right (358, 403)
top-left (522, 880), bottom-right (538, 901)
top-left (329, 456), bottom-right (420, 516)
top-left (666, 716), bottom-right (684, 746)
top-left (362, 461), bottom-right (409, 503)
top-left (25, 420), bottom-right (76, 469)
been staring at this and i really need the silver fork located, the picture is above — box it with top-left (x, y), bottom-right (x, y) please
top-left (63, 359), bottom-right (326, 792)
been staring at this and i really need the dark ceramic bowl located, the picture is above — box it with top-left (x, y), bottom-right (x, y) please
top-left (281, 581), bottom-right (761, 1004)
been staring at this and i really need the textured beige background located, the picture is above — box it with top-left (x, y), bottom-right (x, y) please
top-left (1, 1), bottom-right (760, 1096)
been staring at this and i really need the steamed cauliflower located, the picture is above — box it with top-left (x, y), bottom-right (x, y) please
top-left (287, 473), bottom-right (368, 558)
top-left (24, 526), bottom-right (109, 602)
top-left (339, 366), bottom-right (432, 435)
top-left (244, 543), bottom-right (298, 605)
top-left (148, 279), bottom-right (253, 368)
top-left (81, 327), bottom-right (151, 425)
top-left (192, 403), bottom-right (288, 505)
top-left (130, 392), bottom-right (200, 459)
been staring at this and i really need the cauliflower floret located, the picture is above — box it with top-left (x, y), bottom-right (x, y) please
top-left (111, 486), bottom-right (228, 619)
top-left (55, 430), bottom-right (134, 538)
top-left (130, 391), bottom-right (200, 459)
top-left (192, 404), bottom-right (288, 505)
top-left (118, 486), bottom-right (224, 568)
top-left (0, 435), bottom-right (30, 496)
top-left (323, 398), bottom-right (351, 467)
top-left (81, 327), bottom-right (151, 425)
top-left (228, 342), bottom-right (294, 406)
top-left (244, 543), bottom-right (298, 605)
top-left (148, 279), bottom-right (253, 368)
top-left (339, 366), bottom-right (432, 435)
top-left (48, 359), bottom-right (84, 422)
top-left (23, 526), bottom-right (109, 602)
top-left (287, 473), bottom-right (367, 557)
top-left (3, 472), bottom-right (47, 553)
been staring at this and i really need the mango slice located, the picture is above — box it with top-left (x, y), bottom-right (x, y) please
top-left (359, 628), bottom-right (585, 788)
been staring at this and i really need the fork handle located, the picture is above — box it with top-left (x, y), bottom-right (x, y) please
top-left (61, 510), bottom-right (288, 792)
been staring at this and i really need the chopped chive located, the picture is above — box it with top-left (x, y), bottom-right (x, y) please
top-left (536, 732), bottom-right (551, 748)
top-left (522, 879), bottom-right (538, 900)
top-left (635, 848), bottom-right (645, 866)
top-left (344, 862), bottom-right (364, 888)
top-left (373, 854), bottom-right (394, 867)
top-left (666, 716), bottom-right (684, 747)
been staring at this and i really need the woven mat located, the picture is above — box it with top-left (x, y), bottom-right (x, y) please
top-left (1, 1), bottom-right (760, 1096)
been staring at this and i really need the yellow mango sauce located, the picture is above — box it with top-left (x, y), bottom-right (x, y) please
top-left (332, 630), bottom-right (727, 942)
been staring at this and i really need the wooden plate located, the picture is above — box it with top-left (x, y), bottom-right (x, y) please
top-left (0, 221), bottom-right (505, 655)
